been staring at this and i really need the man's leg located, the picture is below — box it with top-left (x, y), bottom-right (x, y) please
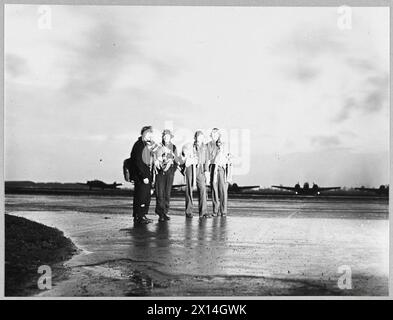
top-left (196, 168), bottom-right (208, 217)
top-left (210, 165), bottom-right (219, 215)
top-left (185, 166), bottom-right (194, 216)
top-left (164, 169), bottom-right (175, 215)
top-left (134, 180), bottom-right (152, 224)
top-left (155, 172), bottom-right (165, 216)
top-left (133, 180), bottom-right (142, 218)
top-left (140, 181), bottom-right (151, 216)
top-left (217, 167), bottom-right (228, 216)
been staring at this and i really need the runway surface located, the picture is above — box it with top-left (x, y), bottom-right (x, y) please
top-left (5, 194), bottom-right (389, 296)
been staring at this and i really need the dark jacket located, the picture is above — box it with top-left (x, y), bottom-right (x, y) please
top-left (130, 137), bottom-right (152, 182)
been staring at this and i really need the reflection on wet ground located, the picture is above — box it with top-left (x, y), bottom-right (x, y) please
top-left (5, 194), bottom-right (389, 296)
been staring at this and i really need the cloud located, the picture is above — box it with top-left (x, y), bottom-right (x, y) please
top-left (333, 72), bottom-right (389, 122)
top-left (275, 25), bottom-right (389, 123)
top-left (291, 64), bottom-right (320, 82)
top-left (283, 26), bottom-right (346, 58)
top-left (61, 17), bottom-right (179, 101)
top-left (5, 53), bottom-right (28, 78)
top-left (339, 130), bottom-right (357, 138)
top-left (346, 57), bottom-right (376, 72)
top-left (62, 21), bottom-right (137, 99)
top-left (273, 26), bottom-right (346, 83)
top-left (310, 135), bottom-right (341, 148)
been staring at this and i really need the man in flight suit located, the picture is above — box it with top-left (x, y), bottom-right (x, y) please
top-left (155, 129), bottom-right (180, 222)
top-left (183, 131), bottom-right (210, 219)
top-left (207, 128), bottom-right (230, 216)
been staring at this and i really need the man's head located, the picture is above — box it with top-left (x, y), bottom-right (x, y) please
top-left (141, 125), bottom-right (153, 142)
top-left (211, 128), bottom-right (220, 142)
top-left (162, 129), bottom-right (174, 145)
top-left (194, 130), bottom-right (204, 145)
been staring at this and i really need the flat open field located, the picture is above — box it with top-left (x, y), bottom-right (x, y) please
top-left (5, 194), bottom-right (389, 296)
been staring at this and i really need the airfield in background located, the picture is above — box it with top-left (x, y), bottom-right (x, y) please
top-left (4, 180), bottom-right (390, 200)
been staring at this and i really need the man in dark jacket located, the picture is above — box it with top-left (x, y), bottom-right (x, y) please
top-left (130, 125), bottom-right (155, 224)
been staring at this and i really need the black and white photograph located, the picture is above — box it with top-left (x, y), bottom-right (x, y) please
top-left (2, 2), bottom-right (390, 298)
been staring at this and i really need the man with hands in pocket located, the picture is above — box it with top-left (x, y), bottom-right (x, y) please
top-left (130, 125), bottom-right (156, 225)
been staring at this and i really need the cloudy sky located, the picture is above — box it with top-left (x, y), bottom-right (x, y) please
top-left (4, 5), bottom-right (389, 187)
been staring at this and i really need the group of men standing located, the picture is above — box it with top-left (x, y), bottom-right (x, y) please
top-left (130, 125), bottom-right (232, 224)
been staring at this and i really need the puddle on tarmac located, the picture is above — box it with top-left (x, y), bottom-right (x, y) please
top-left (83, 266), bottom-right (127, 280)
top-left (126, 270), bottom-right (155, 296)
top-left (81, 263), bottom-right (162, 296)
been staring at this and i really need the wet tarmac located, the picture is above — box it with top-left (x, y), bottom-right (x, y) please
top-left (5, 194), bottom-right (389, 296)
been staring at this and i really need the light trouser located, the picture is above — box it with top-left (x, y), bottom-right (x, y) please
top-left (133, 179), bottom-right (151, 218)
top-left (185, 165), bottom-right (208, 216)
top-left (210, 165), bottom-right (228, 215)
top-left (155, 168), bottom-right (175, 216)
